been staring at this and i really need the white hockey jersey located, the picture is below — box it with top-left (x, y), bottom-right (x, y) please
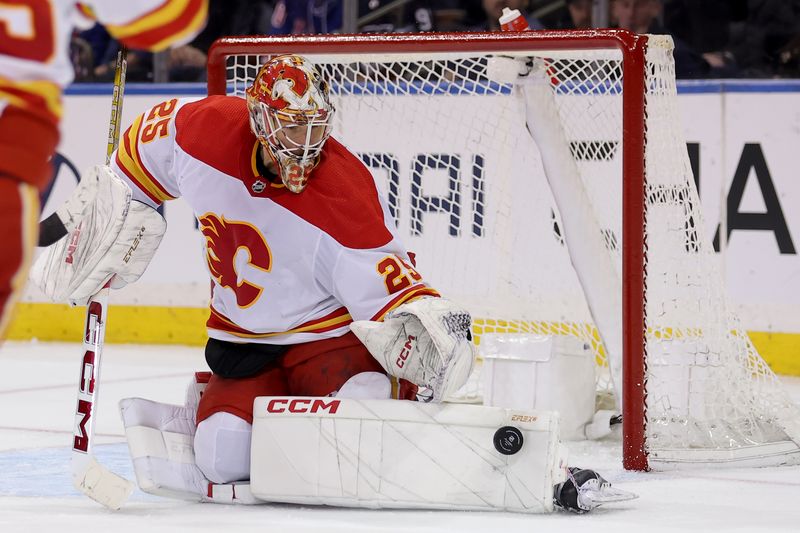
top-left (0, 0), bottom-right (207, 121)
top-left (111, 96), bottom-right (439, 345)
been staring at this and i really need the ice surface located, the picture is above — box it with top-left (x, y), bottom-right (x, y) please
top-left (1, 341), bottom-right (799, 532)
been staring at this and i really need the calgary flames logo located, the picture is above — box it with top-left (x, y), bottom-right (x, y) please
top-left (199, 213), bottom-right (272, 308)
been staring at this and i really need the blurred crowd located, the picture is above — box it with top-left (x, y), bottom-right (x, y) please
top-left (71, 0), bottom-right (800, 82)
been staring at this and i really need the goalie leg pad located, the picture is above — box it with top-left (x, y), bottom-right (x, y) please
top-left (120, 394), bottom-right (262, 505)
top-left (250, 397), bottom-right (564, 513)
top-left (119, 397), bottom-right (206, 501)
top-left (194, 371), bottom-right (389, 484)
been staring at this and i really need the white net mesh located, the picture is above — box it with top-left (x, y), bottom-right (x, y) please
top-left (216, 35), bottom-right (800, 466)
top-left (641, 37), bottom-right (800, 459)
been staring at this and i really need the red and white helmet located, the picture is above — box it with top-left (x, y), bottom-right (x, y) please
top-left (246, 54), bottom-right (334, 193)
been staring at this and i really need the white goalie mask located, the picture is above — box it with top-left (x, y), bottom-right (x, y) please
top-left (246, 54), bottom-right (335, 193)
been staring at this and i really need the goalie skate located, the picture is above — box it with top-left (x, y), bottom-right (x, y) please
top-left (554, 468), bottom-right (638, 513)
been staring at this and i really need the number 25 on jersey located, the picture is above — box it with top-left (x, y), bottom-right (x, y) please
top-left (141, 99), bottom-right (178, 143)
top-left (378, 254), bottom-right (422, 295)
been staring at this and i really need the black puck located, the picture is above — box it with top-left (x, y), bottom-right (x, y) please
top-left (493, 426), bottom-right (524, 455)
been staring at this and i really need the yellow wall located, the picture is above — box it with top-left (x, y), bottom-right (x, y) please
top-left (7, 303), bottom-right (799, 376)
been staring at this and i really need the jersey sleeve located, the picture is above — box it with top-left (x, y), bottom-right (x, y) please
top-left (316, 235), bottom-right (440, 322)
top-left (82, 0), bottom-right (208, 51)
top-left (111, 97), bottom-right (191, 208)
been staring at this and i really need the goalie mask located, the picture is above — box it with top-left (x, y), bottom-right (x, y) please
top-left (246, 54), bottom-right (335, 193)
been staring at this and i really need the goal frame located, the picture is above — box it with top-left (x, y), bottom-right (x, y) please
top-left (207, 30), bottom-right (650, 471)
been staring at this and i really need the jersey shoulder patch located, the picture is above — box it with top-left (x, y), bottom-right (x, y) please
top-left (270, 138), bottom-right (394, 250)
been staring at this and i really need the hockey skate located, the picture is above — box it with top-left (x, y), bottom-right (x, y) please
top-left (554, 468), bottom-right (638, 513)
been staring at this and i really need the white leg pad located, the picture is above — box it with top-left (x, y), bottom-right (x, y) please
top-left (194, 412), bottom-right (252, 484)
top-left (119, 397), bottom-right (206, 501)
top-left (250, 397), bottom-right (566, 513)
top-left (120, 395), bottom-right (262, 505)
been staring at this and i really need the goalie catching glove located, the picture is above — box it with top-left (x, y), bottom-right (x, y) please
top-left (350, 297), bottom-right (476, 401)
top-left (30, 165), bottom-right (166, 306)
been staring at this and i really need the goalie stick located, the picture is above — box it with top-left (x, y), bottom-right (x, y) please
top-left (37, 42), bottom-right (129, 246)
top-left (70, 47), bottom-right (135, 510)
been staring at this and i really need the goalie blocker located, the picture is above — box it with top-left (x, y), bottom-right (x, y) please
top-left (30, 165), bottom-right (166, 306)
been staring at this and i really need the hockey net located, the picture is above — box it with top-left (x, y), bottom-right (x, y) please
top-left (208, 32), bottom-right (800, 470)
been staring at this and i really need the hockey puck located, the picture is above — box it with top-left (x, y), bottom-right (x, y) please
top-left (493, 426), bottom-right (524, 455)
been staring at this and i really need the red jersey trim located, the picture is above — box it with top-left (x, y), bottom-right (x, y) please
top-left (207, 305), bottom-right (353, 339)
top-left (370, 285), bottom-right (441, 321)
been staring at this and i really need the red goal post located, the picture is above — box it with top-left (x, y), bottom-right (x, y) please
top-left (206, 31), bottom-right (800, 471)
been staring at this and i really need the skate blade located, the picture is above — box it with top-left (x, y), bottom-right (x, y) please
top-left (580, 486), bottom-right (638, 509)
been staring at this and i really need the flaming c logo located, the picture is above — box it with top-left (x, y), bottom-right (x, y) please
top-left (260, 61), bottom-right (309, 110)
top-left (254, 56), bottom-right (325, 114)
top-left (199, 213), bottom-right (272, 308)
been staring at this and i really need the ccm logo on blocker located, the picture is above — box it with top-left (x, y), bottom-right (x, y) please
top-left (396, 335), bottom-right (416, 369)
top-left (266, 398), bottom-right (341, 414)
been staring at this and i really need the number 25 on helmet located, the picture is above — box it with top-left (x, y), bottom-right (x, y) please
top-left (246, 54), bottom-right (335, 193)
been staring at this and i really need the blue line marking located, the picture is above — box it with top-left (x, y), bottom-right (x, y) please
top-left (676, 80), bottom-right (800, 94)
top-left (64, 79), bottom-right (800, 97)
top-left (65, 83), bottom-right (208, 96)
